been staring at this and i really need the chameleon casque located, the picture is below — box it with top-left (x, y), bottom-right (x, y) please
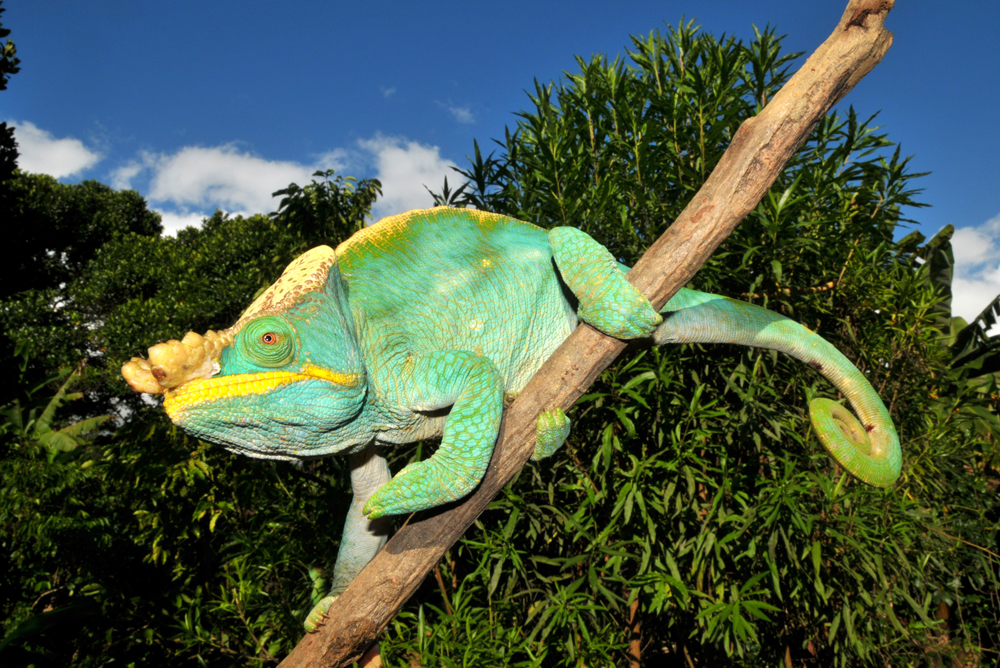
top-left (122, 206), bottom-right (901, 633)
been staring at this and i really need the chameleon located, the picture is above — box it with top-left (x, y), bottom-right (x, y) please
top-left (122, 206), bottom-right (901, 635)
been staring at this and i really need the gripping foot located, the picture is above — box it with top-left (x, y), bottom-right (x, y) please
top-left (549, 227), bottom-right (661, 339)
top-left (534, 408), bottom-right (571, 461)
top-left (304, 594), bottom-right (336, 633)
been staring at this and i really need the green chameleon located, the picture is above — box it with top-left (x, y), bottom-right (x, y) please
top-left (122, 206), bottom-right (901, 632)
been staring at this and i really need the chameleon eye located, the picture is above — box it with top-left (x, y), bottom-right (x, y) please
top-left (241, 317), bottom-right (295, 367)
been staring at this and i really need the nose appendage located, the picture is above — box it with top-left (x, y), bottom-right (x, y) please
top-left (122, 329), bottom-right (233, 394)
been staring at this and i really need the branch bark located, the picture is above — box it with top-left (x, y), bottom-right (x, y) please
top-left (279, 2), bottom-right (894, 665)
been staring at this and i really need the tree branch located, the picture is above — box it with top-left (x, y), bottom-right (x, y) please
top-left (279, 2), bottom-right (894, 665)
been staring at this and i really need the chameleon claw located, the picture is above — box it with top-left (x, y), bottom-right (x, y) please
top-left (363, 502), bottom-right (385, 519)
top-left (362, 484), bottom-right (392, 518)
top-left (304, 594), bottom-right (337, 633)
top-left (362, 458), bottom-right (479, 517)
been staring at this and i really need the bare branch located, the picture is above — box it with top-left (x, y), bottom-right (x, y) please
top-left (279, 1), bottom-right (894, 665)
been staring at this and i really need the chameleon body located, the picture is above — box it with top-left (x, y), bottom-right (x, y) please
top-left (122, 206), bottom-right (901, 631)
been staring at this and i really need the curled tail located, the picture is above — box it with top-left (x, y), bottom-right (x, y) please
top-left (654, 288), bottom-right (901, 487)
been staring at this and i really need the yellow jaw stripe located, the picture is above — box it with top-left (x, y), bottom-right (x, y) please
top-left (163, 364), bottom-right (361, 418)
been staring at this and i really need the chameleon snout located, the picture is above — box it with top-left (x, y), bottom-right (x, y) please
top-left (122, 328), bottom-right (233, 394)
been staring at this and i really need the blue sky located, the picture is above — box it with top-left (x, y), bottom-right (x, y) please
top-left (4, 1), bottom-right (999, 321)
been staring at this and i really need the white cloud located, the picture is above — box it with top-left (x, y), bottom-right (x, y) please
top-left (157, 210), bottom-right (210, 236)
top-left (314, 148), bottom-right (350, 173)
top-left (952, 224), bottom-right (996, 266)
top-left (110, 159), bottom-right (144, 190)
top-left (146, 145), bottom-right (317, 214)
top-left (950, 212), bottom-right (1000, 329)
top-left (8, 120), bottom-right (101, 178)
top-left (381, 86), bottom-right (396, 98)
top-left (108, 135), bottom-right (454, 233)
top-left (447, 104), bottom-right (475, 124)
top-left (357, 135), bottom-right (457, 219)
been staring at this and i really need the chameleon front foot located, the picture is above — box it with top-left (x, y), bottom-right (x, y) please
top-left (363, 459), bottom-right (474, 518)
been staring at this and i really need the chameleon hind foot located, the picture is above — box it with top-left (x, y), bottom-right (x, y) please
top-left (534, 408), bottom-right (570, 461)
top-left (304, 601), bottom-right (382, 667)
top-left (549, 227), bottom-right (661, 339)
top-left (304, 594), bottom-right (336, 633)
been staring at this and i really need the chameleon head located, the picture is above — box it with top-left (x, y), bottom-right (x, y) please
top-left (121, 246), bottom-right (368, 460)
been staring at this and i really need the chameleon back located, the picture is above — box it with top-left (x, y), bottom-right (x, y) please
top-left (336, 208), bottom-right (579, 394)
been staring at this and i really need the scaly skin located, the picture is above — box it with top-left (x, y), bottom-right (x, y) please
top-left (121, 206), bottom-right (902, 638)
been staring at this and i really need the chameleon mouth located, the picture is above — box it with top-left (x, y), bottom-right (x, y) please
top-left (163, 364), bottom-right (362, 419)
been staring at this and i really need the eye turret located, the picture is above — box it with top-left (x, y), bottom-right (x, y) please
top-left (240, 317), bottom-right (296, 367)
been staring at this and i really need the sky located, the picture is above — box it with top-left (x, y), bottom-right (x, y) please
top-left (3, 0), bottom-right (999, 324)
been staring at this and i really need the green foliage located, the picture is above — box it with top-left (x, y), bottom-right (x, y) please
top-left (0, 1), bottom-right (18, 92)
top-left (0, 388), bottom-right (354, 665)
top-left (0, 173), bottom-right (375, 665)
top-left (270, 168), bottom-right (381, 263)
top-left (1, 356), bottom-right (110, 455)
top-left (0, 16), bottom-right (997, 668)
top-left (416, 19), bottom-right (1000, 667)
top-left (0, 173), bottom-right (164, 406)
top-left (2, 173), bottom-right (163, 299)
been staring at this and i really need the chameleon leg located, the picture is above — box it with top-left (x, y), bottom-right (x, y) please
top-left (364, 351), bottom-right (504, 518)
top-left (305, 445), bottom-right (391, 633)
top-left (549, 227), bottom-right (662, 339)
top-left (534, 408), bottom-right (570, 461)
top-left (654, 288), bottom-right (901, 487)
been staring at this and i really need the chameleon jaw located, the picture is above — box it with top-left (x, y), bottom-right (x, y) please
top-left (162, 365), bottom-right (363, 419)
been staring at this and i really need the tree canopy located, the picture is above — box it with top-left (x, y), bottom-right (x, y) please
top-left (0, 0), bottom-right (19, 184)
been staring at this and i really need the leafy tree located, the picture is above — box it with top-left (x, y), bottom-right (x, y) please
top-left (0, 175), bottom-right (163, 406)
top-left (412, 20), bottom-right (1000, 667)
top-left (0, 172), bottom-right (382, 665)
top-left (0, 0), bottom-right (20, 183)
top-left (1, 175), bottom-right (163, 299)
top-left (0, 1), bottom-right (17, 90)
top-left (270, 168), bottom-right (382, 263)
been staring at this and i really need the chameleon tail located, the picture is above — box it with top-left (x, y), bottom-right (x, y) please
top-left (653, 288), bottom-right (901, 487)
